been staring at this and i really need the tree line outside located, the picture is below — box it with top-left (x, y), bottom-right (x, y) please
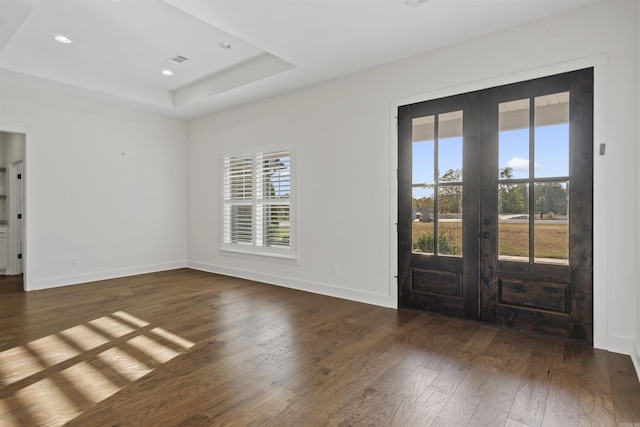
top-left (413, 167), bottom-right (568, 216)
top-left (412, 167), bottom-right (569, 259)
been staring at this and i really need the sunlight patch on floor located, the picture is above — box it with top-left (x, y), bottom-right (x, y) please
top-left (26, 334), bottom-right (79, 366)
top-left (0, 346), bottom-right (45, 386)
top-left (94, 346), bottom-right (154, 383)
top-left (0, 311), bottom-right (195, 427)
top-left (59, 324), bottom-right (110, 351)
top-left (127, 335), bottom-right (180, 364)
top-left (0, 398), bottom-right (19, 425)
top-left (15, 377), bottom-right (78, 426)
top-left (89, 315), bottom-right (135, 338)
top-left (112, 311), bottom-right (150, 328)
top-left (59, 361), bottom-right (122, 403)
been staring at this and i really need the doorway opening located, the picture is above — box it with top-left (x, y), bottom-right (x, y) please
top-left (0, 131), bottom-right (26, 291)
top-left (398, 68), bottom-right (593, 341)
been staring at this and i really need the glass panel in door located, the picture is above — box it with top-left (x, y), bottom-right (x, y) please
top-left (498, 98), bottom-right (530, 262)
top-left (399, 98), bottom-right (471, 319)
top-left (411, 111), bottom-right (464, 257)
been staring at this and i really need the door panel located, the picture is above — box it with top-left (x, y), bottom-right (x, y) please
top-left (480, 69), bottom-right (593, 340)
top-left (398, 94), bottom-right (480, 319)
top-left (398, 69), bottom-right (593, 341)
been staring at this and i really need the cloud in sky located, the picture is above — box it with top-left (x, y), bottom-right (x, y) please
top-left (507, 156), bottom-right (541, 170)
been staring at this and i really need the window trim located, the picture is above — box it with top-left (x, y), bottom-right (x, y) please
top-left (220, 143), bottom-right (297, 260)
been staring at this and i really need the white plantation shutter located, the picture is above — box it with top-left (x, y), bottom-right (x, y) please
top-left (256, 150), bottom-right (291, 248)
top-left (222, 147), bottom-right (294, 257)
top-left (223, 156), bottom-right (253, 245)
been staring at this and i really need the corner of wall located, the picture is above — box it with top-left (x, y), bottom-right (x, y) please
top-left (633, 340), bottom-right (640, 382)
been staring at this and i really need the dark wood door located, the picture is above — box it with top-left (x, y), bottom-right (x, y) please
top-left (397, 93), bottom-right (481, 319)
top-left (398, 69), bottom-right (593, 341)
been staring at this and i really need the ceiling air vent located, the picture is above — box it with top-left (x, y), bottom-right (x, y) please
top-left (404, 0), bottom-right (429, 7)
top-left (167, 55), bottom-right (188, 65)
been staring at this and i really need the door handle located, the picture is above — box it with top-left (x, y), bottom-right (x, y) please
top-left (479, 232), bottom-right (490, 239)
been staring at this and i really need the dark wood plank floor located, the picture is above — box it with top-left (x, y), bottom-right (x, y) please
top-left (0, 269), bottom-right (638, 426)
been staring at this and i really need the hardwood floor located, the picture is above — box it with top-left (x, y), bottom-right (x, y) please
top-left (0, 269), bottom-right (638, 426)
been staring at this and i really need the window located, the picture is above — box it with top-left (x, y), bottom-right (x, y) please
top-left (222, 146), bottom-right (294, 258)
top-left (497, 92), bottom-right (570, 265)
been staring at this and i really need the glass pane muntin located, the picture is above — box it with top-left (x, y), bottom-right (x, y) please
top-left (497, 92), bottom-right (570, 265)
top-left (411, 111), bottom-right (463, 257)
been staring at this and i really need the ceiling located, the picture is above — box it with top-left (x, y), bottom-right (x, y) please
top-left (0, 0), bottom-right (600, 119)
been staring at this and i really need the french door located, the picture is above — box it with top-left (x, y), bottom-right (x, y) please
top-left (398, 69), bottom-right (593, 341)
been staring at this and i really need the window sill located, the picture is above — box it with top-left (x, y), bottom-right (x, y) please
top-left (219, 247), bottom-right (299, 265)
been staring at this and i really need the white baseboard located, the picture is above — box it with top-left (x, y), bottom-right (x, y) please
top-left (632, 340), bottom-right (640, 383)
top-left (187, 260), bottom-right (395, 308)
top-left (606, 333), bottom-right (635, 355)
top-left (604, 334), bottom-right (640, 382)
top-left (32, 261), bottom-right (187, 290)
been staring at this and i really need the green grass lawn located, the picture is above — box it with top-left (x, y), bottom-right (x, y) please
top-left (412, 221), bottom-right (568, 260)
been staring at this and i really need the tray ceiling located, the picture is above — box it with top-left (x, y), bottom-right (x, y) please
top-left (0, 0), bottom-right (600, 119)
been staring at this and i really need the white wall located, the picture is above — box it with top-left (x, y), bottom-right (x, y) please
top-left (188, 1), bottom-right (639, 353)
top-left (2, 131), bottom-right (25, 164)
top-left (0, 71), bottom-right (189, 290)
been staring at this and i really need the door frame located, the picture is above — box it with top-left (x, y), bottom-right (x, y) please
top-left (389, 54), bottom-right (608, 349)
top-left (0, 123), bottom-right (33, 291)
top-left (9, 160), bottom-right (24, 276)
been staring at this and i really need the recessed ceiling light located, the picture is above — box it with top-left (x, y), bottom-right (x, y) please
top-left (54, 35), bottom-right (72, 44)
top-left (161, 70), bottom-right (174, 76)
top-left (219, 42), bottom-right (231, 50)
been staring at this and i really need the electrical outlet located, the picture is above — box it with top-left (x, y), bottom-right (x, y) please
top-left (330, 265), bottom-right (338, 275)
top-left (71, 258), bottom-right (78, 267)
